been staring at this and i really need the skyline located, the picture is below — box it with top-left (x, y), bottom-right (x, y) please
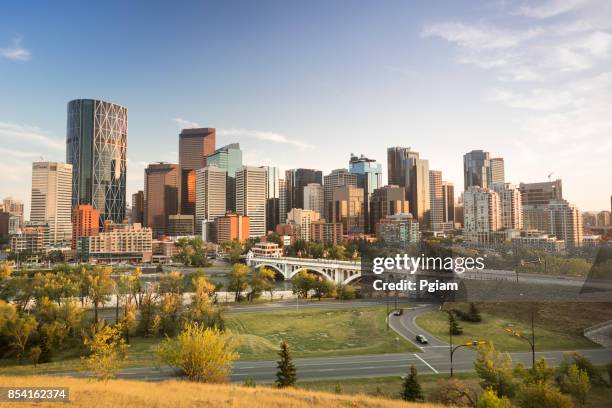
top-left (1, 0), bottom-right (611, 216)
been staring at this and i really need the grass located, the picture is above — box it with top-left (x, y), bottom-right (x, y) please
top-left (227, 306), bottom-right (419, 360)
top-left (416, 308), bottom-right (599, 352)
top-left (0, 376), bottom-right (440, 408)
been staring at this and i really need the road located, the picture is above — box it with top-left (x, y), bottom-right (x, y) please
top-left (62, 303), bottom-right (612, 383)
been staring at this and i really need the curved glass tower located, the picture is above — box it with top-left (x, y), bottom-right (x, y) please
top-left (66, 99), bottom-right (127, 227)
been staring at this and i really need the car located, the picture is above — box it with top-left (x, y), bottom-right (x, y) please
top-left (415, 334), bottom-right (428, 344)
top-left (393, 309), bottom-right (404, 316)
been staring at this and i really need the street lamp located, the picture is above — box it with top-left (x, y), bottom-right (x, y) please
top-left (450, 341), bottom-right (487, 377)
top-left (440, 308), bottom-right (454, 375)
top-left (505, 308), bottom-right (536, 368)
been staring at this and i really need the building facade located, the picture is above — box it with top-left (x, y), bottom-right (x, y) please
top-left (287, 208), bottom-right (321, 241)
top-left (442, 181), bottom-right (455, 226)
top-left (349, 154), bottom-right (382, 232)
top-left (72, 204), bottom-right (99, 249)
top-left (463, 186), bottom-right (502, 243)
top-left (80, 222), bottom-right (153, 263)
top-left (144, 163), bottom-right (179, 238)
top-left (387, 147), bottom-right (430, 227)
top-left (286, 168), bottom-right (323, 211)
top-left (236, 166), bottom-right (267, 237)
top-left (262, 166), bottom-right (281, 233)
top-left (303, 183), bottom-right (324, 218)
top-left (195, 166), bottom-right (227, 236)
top-left (310, 221), bottom-right (343, 245)
top-left (206, 143), bottom-right (242, 212)
top-left (131, 190), bottom-right (144, 224)
top-left (492, 183), bottom-right (523, 230)
top-left (178, 128), bottom-right (216, 217)
top-left (376, 213), bottom-right (419, 247)
top-left (323, 169), bottom-right (357, 222)
top-left (331, 185), bottom-right (365, 235)
top-left (369, 185), bottom-right (409, 231)
top-left (216, 213), bottom-right (250, 243)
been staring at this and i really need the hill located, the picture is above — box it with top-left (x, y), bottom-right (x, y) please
top-left (0, 376), bottom-right (439, 408)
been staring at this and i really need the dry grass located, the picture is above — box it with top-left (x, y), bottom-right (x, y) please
top-left (0, 376), bottom-right (441, 408)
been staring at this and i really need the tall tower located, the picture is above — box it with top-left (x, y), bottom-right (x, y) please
top-left (144, 163), bottom-right (179, 238)
top-left (30, 161), bottom-right (73, 244)
top-left (236, 166), bottom-right (267, 238)
top-left (66, 99), bottom-right (127, 227)
top-left (195, 166), bottom-right (227, 237)
top-left (285, 168), bottom-right (323, 211)
top-left (303, 183), bottom-right (324, 218)
top-left (323, 169), bottom-right (357, 222)
top-left (429, 170), bottom-right (444, 231)
top-left (178, 128), bottom-right (216, 216)
top-left (349, 154), bottom-right (382, 233)
top-left (261, 166), bottom-right (280, 233)
top-left (206, 143), bottom-right (242, 212)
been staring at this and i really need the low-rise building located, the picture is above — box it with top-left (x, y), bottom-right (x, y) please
top-left (167, 214), bottom-right (194, 236)
top-left (10, 222), bottom-right (49, 254)
top-left (216, 213), bottom-right (249, 243)
top-left (511, 232), bottom-right (566, 253)
top-left (251, 241), bottom-right (283, 257)
top-left (310, 220), bottom-right (343, 245)
top-left (79, 222), bottom-right (153, 263)
top-left (376, 213), bottom-right (419, 246)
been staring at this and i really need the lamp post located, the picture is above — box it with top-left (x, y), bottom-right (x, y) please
top-left (450, 341), bottom-right (487, 377)
top-left (505, 308), bottom-right (536, 368)
top-left (440, 308), bottom-right (454, 376)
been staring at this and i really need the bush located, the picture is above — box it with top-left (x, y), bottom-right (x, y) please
top-left (477, 388), bottom-right (512, 408)
top-left (428, 378), bottom-right (478, 407)
top-left (401, 365), bottom-right (424, 402)
top-left (560, 364), bottom-right (590, 404)
top-left (556, 352), bottom-right (605, 386)
top-left (516, 381), bottom-right (573, 408)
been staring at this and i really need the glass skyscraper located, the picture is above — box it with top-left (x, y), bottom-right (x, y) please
top-left (66, 99), bottom-right (128, 227)
top-left (206, 143), bottom-right (243, 212)
top-left (349, 154), bottom-right (382, 232)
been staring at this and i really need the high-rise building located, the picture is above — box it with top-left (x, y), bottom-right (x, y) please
top-left (262, 166), bottom-right (281, 233)
top-left (303, 183), bottom-right (324, 218)
top-left (0, 212), bottom-right (10, 238)
top-left (492, 183), bottom-right (523, 230)
top-left (331, 185), bottom-right (365, 235)
top-left (206, 143), bottom-right (242, 212)
top-left (236, 166), bottom-right (267, 238)
top-left (66, 99), bottom-right (127, 226)
top-left (131, 191), bottom-right (144, 224)
top-left (519, 179), bottom-right (563, 206)
top-left (30, 162), bottom-right (73, 244)
top-left (349, 154), bottom-right (382, 232)
top-left (369, 185), bottom-right (409, 231)
top-left (463, 150), bottom-right (490, 190)
top-left (311, 220), bottom-right (343, 245)
top-left (287, 208), bottom-right (320, 241)
top-left (279, 179), bottom-right (288, 224)
top-left (463, 186), bottom-right (502, 243)
top-left (2, 197), bottom-right (24, 228)
top-left (548, 200), bottom-right (583, 248)
top-left (323, 169), bottom-right (357, 222)
top-left (195, 166), bottom-right (227, 237)
top-left (442, 182), bottom-right (455, 225)
top-left (387, 147), bottom-right (430, 227)
top-left (144, 163), bottom-right (179, 238)
top-left (72, 204), bottom-right (99, 250)
top-left (286, 168), bottom-right (323, 211)
top-left (216, 213), bottom-right (250, 243)
top-left (490, 158), bottom-right (505, 185)
top-left (178, 128), bottom-right (216, 217)
top-left (429, 170), bottom-right (444, 231)
top-left (376, 213), bottom-right (419, 246)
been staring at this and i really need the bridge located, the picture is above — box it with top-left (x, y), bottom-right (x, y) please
top-left (245, 252), bottom-right (362, 284)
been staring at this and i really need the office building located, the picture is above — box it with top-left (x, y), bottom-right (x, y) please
top-left (310, 220), bottom-right (343, 245)
top-left (492, 183), bottom-right (523, 230)
top-left (323, 169), bottom-right (357, 221)
top-left (10, 222), bottom-right (49, 254)
top-left (376, 213), bottom-right (419, 246)
top-left (331, 185), bottom-right (365, 235)
top-left (0, 212), bottom-right (9, 238)
top-left (178, 128), bottom-right (216, 216)
top-left (262, 166), bottom-right (281, 232)
top-left (30, 162), bottom-right (73, 244)
top-left (490, 158), bottom-right (505, 185)
top-left (519, 179), bottom-right (563, 206)
top-left (429, 170), bottom-right (444, 231)
top-left (144, 163), bottom-right (179, 238)
top-left (279, 179), bottom-right (288, 224)
top-left (463, 186), bottom-right (502, 243)
top-left (2, 197), bottom-right (24, 228)
top-left (349, 154), bottom-right (382, 232)
top-left (286, 168), bottom-right (323, 211)
top-left (66, 99), bottom-right (127, 226)
top-left (303, 183), bottom-right (324, 218)
top-left (195, 166), bottom-right (227, 237)
top-left (369, 185), bottom-right (409, 230)
top-left (442, 182), bottom-right (455, 225)
top-left (548, 200), bottom-right (583, 248)
top-left (511, 232), bottom-right (565, 253)
top-left (79, 222), bottom-right (153, 263)
top-left (167, 215), bottom-right (194, 236)
top-left (236, 166), bottom-right (267, 237)
top-left (216, 213), bottom-right (250, 243)
top-left (72, 204), bottom-right (99, 249)
top-left (463, 150), bottom-right (504, 190)
top-left (206, 143), bottom-right (242, 212)
top-left (387, 147), bottom-right (430, 227)
top-left (287, 208), bottom-right (320, 241)
top-left (131, 191), bottom-right (144, 224)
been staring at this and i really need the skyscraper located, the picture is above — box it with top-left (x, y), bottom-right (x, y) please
top-left (463, 186), bottom-right (502, 243)
top-left (442, 182), bottom-right (455, 226)
top-left (519, 180), bottom-right (563, 206)
top-left (287, 208), bottom-right (320, 241)
top-left (490, 157), bottom-right (505, 185)
top-left (548, 200), bottom-right (583, 248)
top-left (30, 161), bottom-right (73, 244)
top-left (286, 168), bottom-right (323, 211)
top-left (349, 154), bottom-right (382, 233)
top-left (66, 99), bottom-right (127, 227)
top-left (262, 166), bottom-right (280, 232)
top-left (131, 190), bottom-right (144, 224)
top-left (303, 183), bottom-right (324, 217)
top-left (236, 166), bottom-right (267, 238)
top-left (387, 147), bottom-right (430, 227)
top-left (492, 183), bottom-right (523, 230)
top-left (463, 150), bottom-right (504, 190)
top-left (331, 185), bottom-right (365, 235)
top-left (144, 163), bottom-right (179, 238)
top-left (323, 169), bottom-right (357, 222)
top-left (72, 204), bottom-right (99, 250)
top-left (178, 128), bottom-right (216, 216)
top-left (195, 166), bottom-right (227, 237)
top-left (279, 179), bottom-right (288, 224)
top-left (429, 170), bottom-right (444, 231)
top-left (206, 143), bottom-right (242, 212)
top-left (369, 185), bottom-right (409, 230)
top-left (2, 197), bottom-right (24, 228)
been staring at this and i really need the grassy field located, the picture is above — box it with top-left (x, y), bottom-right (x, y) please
top-left (416, 307), bottom-right (599, 352)
top-left (227, 306), bottom-right (419, 360)
top-left (0, 376), bottom-right (439, 408)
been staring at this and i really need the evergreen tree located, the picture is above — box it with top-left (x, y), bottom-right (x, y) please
top-left (401, 365), bottom-right (424, 402)
top-left (468, 303), bottom-right (482, 322)
top-left (449, 312), bottom-right (463, 335)
top-left (275, 340), bottom-right (297, 387)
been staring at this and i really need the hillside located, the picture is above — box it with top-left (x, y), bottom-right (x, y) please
top-left (0, 376), bottom-right (439, 408)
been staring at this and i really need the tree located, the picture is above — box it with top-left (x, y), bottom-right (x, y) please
top-left (0, 262), bottom-right (12, 281)
top-left (81, 323), bottom-right (128, 381)
top-left (336, 283), bottom-right (356, 300)
top-left (401, 365), bottom-right (424, 402)
top-left (4, 315), bottom-right (37, 362)
top-left (87, 266), bottom-right (114, 323)
top-left (291, 270), bottom-right (316, 298)
top-left (248, 266), bottom-right (275, 302)
top-left (478, 388), bottom-right (512, 408)
top-left (468, 303), bottom-right (482, 322)
top-left (159, 271), bottom-right (184, 295)
top-left (189, 275), bottom-right (221, 329)
top-left (312, 277), bottom-right (336, 301)
top-left (228, 264), bottom-right (249, 302)
top-left (173, 237), bottom-right (210, 267)
top-left (449, 312), bottom-right (463, 335)
top-left (429, 378), bottom-right (478, 407)
top-left (474, 342), bottom-right (515, 398)
top-left (516, 381), bottom-right (573, 408)
top-left (560, 364), bottom-right (590, 405)
top-left (276, 340), bottom-right (297, 388)
top-left (556, 352), bottom-right (605, 386)
top-left (157, 323), bottom-right (238, 383)
top-left (516, 358), bottom-right (554, 386)
top-left (221, 240), bottom-right (243, 264)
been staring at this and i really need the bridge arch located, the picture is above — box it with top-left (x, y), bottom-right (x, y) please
top-left (252, 262), bottom-right (286, 279)
top-left (288, 267), bottom-right (336, 282)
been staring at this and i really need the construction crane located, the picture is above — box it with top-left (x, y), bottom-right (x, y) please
top-left (547, 171), bottom-right (555, 181)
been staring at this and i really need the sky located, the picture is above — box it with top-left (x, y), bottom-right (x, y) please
top-left (1, 0), bottom-right (611, 217)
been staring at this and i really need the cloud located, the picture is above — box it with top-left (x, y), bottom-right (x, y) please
top-left (0, 122), bottom-right (64, 150)
top-left (517, 0), bottom-right (587, 19)
top-left (0, 37), bottom-right (31, 61)
top-left (173, 117), bottom-right (200, 129)
top-left (0, 147), bottom-right (42, 158)
top-left (421, 22), bottom-right (543, 49)
top-left (217, 128), bottom-right (314, 150)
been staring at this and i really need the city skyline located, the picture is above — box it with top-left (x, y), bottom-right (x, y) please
top-left (1, 1), bottom-right (611, 215)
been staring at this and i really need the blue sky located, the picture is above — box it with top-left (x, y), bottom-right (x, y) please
top-left (1, 0), bottom-right (611, 216)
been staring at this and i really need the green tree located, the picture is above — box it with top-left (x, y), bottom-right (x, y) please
top-left (336, 283), bottom-right (356, 300)
top-left (87, 266), bottom-right (114, 323)
top-left (157, 322), bottom-right (239, 383)
top-left (468, 303), bottom-right (482, 322)
top-left (516, 358), bottom-right (554, 386)
top-left (449, 312), bottom-right (463, 335)
top-left (221, 240), bottom-right (243, 264)
top-left (478, 388), bottom-right (512, 408)
top-left (291, 270), bottom-right (316, 298)
top-left (248, 266), bottom-right (275, 302)
top-left (556, 352), bottom-right (605, 386)
top-left (401, 365), bottom-right (424, 402)
top-left (81, 323), bottom-right (128, 381)
top-left (560, 364), bottom-right (590, 405)
top-left (276, 340), bottom-right (297, 388)
top-left (516, 381), bottom-right (573, 408)
top-left (228, 263), bottom-right (250, 302)
top-left (312, 277), bottom-right (336, 301)
top-left (474, 342), bottom-right (515, 398)
top-left (189, 275), bottom-right (221, 329)
top-left (173, 237), bottom-right (210, 267)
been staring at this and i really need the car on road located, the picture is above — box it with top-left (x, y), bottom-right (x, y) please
top-left (393, 309), bottom-right (404, 316)
top-left (415, 334), bottom-right (428, 344)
